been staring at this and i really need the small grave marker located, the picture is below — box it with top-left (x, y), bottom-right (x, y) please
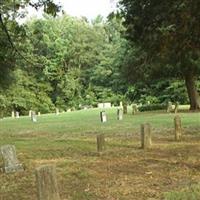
top-left (15, 111), bottom-right (20, 118)
top-left (38, 112), bottom-right (41, 116)
top-left (0, 145), bottom-right (23, 173)
top-left (117, 108), bottom-right (123, 120)
top-left (29, 110), bottom-right (32, 117)
top-left (35, 165), bottom-right (60, 200)
top-left (141, 123), bottom-right (152, 149)
top-left (166, 101), bottom-right (172, 113)
top-left (132, 104), bottom-right (137, 115)
top-left (97, 134), bottom-right (106, 153)
top-left (56, 108), bottom-right (59, 115)
top-left (31, 111), bottom-right (37, 122)
top-left (174, 115), bottom-right (182, 141)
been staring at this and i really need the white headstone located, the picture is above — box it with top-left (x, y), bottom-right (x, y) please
top-left (98, 103), bottom-right (104, 109)
top-left (56, 108), bottom-right (59, 115)
top-left (11, 111), bottom-right (15, 118)
top-left (15, 112), bottom-right (19, 118)
top-left (103, 102), bottom-right (111, 108)
top-left (31, 111), bottom-right (37, 122)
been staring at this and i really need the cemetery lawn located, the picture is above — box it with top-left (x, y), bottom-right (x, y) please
top-left (0, 108), bottom-right (200, 200)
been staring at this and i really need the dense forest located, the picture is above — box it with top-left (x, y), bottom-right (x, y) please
top-left (0, 0), bottom-right (200, 116)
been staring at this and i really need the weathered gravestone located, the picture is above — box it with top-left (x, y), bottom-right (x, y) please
top-left (31, 111), bottom-right (37, 122)
top-left (174, 102), bottom-right (179, 114)
top-left (97, 134), bottom-right (106, 153)
top-left (120, 101), bottom-right (123, 107)
top-left (117, 108), bottom-right (123, 120)
top-left (141, 123), bottom-right (152, 149)
top-left (35, 165), bottom-right (60, 200)
top-left (0, 145), bottom-right (23, 173)
top-left (166, 101), bottom-right (173, 113)
top-left (132, 104), bottom-right (137, 115)
top-left (38, 112), bottom-right (41, 116)
top-left (174, 115), bottom-right (182, 141)
top-left (15, 111), bottom-right (20, 118)
top-left (100, 111), bottom-right (107, 123)
top-left (123, 102), bottom-right (128, 114)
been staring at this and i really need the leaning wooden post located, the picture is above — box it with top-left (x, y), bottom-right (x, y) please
top-left (35, 165), bottom-right (60, 200)
top-left (174, 115), bottom-right (182, 141)
top-left (141, 123), bottom-right (152, 149)
top-left (97, 134), bottom-right (105, 153)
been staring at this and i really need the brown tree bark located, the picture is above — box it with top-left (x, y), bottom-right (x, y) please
top-left (185, 72), bottom-right (200, 111)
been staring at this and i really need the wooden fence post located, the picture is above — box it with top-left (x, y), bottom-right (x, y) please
top-left (97, 134), bottom-right (105, 153)
top-left (141, 123), bottom-right (152, 149)
top-left (174, 115), bottom-right (182, 141)
top-left (35, 165), bottom-right (60, 200)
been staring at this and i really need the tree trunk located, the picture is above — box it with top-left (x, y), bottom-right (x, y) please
top-left (185, 72), bottom-right (200, 110)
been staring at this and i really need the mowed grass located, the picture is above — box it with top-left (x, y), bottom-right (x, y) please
top-left (0, 108), bottom-right (200, 200)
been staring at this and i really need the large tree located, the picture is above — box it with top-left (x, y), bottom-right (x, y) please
top-left (119, 0), bottom-right (200, 110)
top-left (0, 0), bottom-right (60, 87)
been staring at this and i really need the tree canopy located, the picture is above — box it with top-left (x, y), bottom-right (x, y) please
top-left (119, 0), bottom-right (200, 110)
top-left (0, 0), bottom-right (199, 116)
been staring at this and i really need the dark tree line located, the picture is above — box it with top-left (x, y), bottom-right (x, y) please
top-left (0, 0), bottom-right (199, 116)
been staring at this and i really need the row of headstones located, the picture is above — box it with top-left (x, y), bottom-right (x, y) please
top-left (100, 106), bottom-right (138, 122)
top-left (11, 108), bottom-right (72, 119)
top-left (98, 115), bottom-right (182, 150)
top-left (11, 110), bottom-right (40, 120)
top-left (117, 101), bottom-right (179, 118)
top-left (0, 115), bottom-right (182, 199)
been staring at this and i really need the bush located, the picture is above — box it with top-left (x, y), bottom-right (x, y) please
top-left (138, 103), bottom-right (166, 112)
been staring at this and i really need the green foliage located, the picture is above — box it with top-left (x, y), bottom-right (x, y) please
top-left (138, 104), bottom-right (166, 112)
top-left (1, 3), bottom-right (198, 114)
top-left (125, 80), bottom-right (189, 105)
top-left (119, 0), bottom-right (200, 110)
top-left (0, 94), bottom-right (7, 118)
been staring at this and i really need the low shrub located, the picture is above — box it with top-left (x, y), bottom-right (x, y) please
top-left (138, 103), bottom-right (166, 112)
